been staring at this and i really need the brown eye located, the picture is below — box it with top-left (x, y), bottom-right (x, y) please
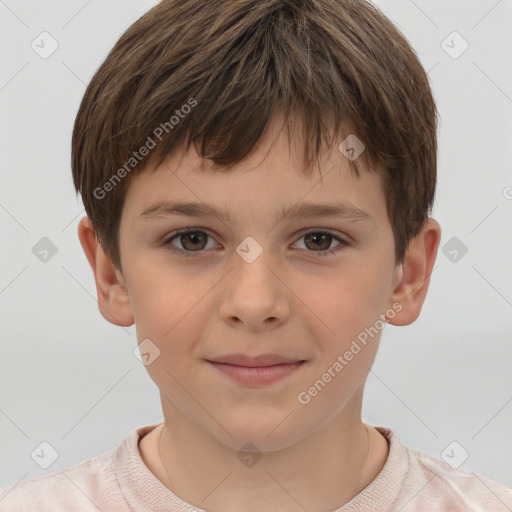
top-left (177, 231), bottom-right (208, 251)
top-left (165, 229), bottom-right (216, 255)
top-left (163, 228), bottom-right (348, 258)
top-left (303, 232), bottom-right (334, 251)
top-left (293, 230), bottom-right (347, 257)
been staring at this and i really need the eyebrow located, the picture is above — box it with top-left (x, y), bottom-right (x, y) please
top-left (139, 200), bottom-right (374, 225)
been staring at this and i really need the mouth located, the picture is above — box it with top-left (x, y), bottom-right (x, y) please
top-left (205, 354), bottom-right (306, 386)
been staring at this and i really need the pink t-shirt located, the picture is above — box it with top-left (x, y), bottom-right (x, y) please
top-left (1, 422), bottom-right (511, 511)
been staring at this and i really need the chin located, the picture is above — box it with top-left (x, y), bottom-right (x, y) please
top-left (211, 411), bottom-right (308, 453)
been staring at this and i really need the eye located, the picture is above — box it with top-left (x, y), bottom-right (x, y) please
top-left (163, 228), bottom-right (348, 257)
top-left (164, 228), bottom-right (217, 255)
top-left (292, 230), bottom-right (348, 257)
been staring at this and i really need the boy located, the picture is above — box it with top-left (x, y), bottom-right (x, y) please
top-left (1, 0), bottom-right (511, 510)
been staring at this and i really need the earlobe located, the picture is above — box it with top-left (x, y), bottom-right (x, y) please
top-left (387, 218), bottom-right (441, 326)
top-left (77, 216), bottom-right (134, 327)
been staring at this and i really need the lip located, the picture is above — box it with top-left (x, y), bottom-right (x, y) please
top-left (206, 354), bottom-right (306, 386)
top-left (207, 353), bottom-right (303, 367)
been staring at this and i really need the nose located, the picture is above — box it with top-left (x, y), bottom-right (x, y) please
top-left (219, 246), bottom-right (289, 331)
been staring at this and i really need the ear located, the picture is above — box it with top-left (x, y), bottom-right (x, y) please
top-left (387, 218), bottom-right (441, 326)
top-left (77, 216), bottom-right (134, 327)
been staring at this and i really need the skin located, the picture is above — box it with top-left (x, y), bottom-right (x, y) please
top-left (78, 114), bottom-right (441, 512)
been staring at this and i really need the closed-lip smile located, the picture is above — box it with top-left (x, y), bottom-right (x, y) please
top-left (206, 353), bottom-right (306, 386)
top-left (206, 353), bottom-right (305, 367)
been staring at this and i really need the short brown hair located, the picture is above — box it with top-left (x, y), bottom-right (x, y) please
top-left (72, 0), bottom-right (437, 271)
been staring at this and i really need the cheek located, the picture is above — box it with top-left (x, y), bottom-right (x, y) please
top-left (310, 264), bottom-right (390, 343)
top-left (130, 263), bottom-right (209, 328)
top-left (297, 270), bottom-right (388, 410)
top-left (129, 270), bottom-right (213, 369)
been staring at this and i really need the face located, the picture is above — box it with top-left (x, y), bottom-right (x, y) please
top-left (114, 116), bottom-right (402, 451)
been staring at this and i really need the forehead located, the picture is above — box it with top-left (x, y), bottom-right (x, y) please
top-left (122, 164), bottom-right (385, 242)
top-left (121, 117), bottom-right (387, 231)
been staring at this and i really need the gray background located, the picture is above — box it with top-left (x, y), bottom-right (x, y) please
top-left (1, 0), bottom-right (511, 492)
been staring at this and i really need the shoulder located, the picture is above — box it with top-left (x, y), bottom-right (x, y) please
top-left (400, 442), bottom-right (512, 511)
top-left (0, 446), bottom-right (124, 512)
top-left (369, 427), bottom-right (512, 512)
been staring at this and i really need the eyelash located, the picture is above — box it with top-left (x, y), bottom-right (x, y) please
top-left (162, 228), bottom-right (349, 258)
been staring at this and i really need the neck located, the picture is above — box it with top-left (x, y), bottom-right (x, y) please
top-left (143, 397), bottom-right (389, 512)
